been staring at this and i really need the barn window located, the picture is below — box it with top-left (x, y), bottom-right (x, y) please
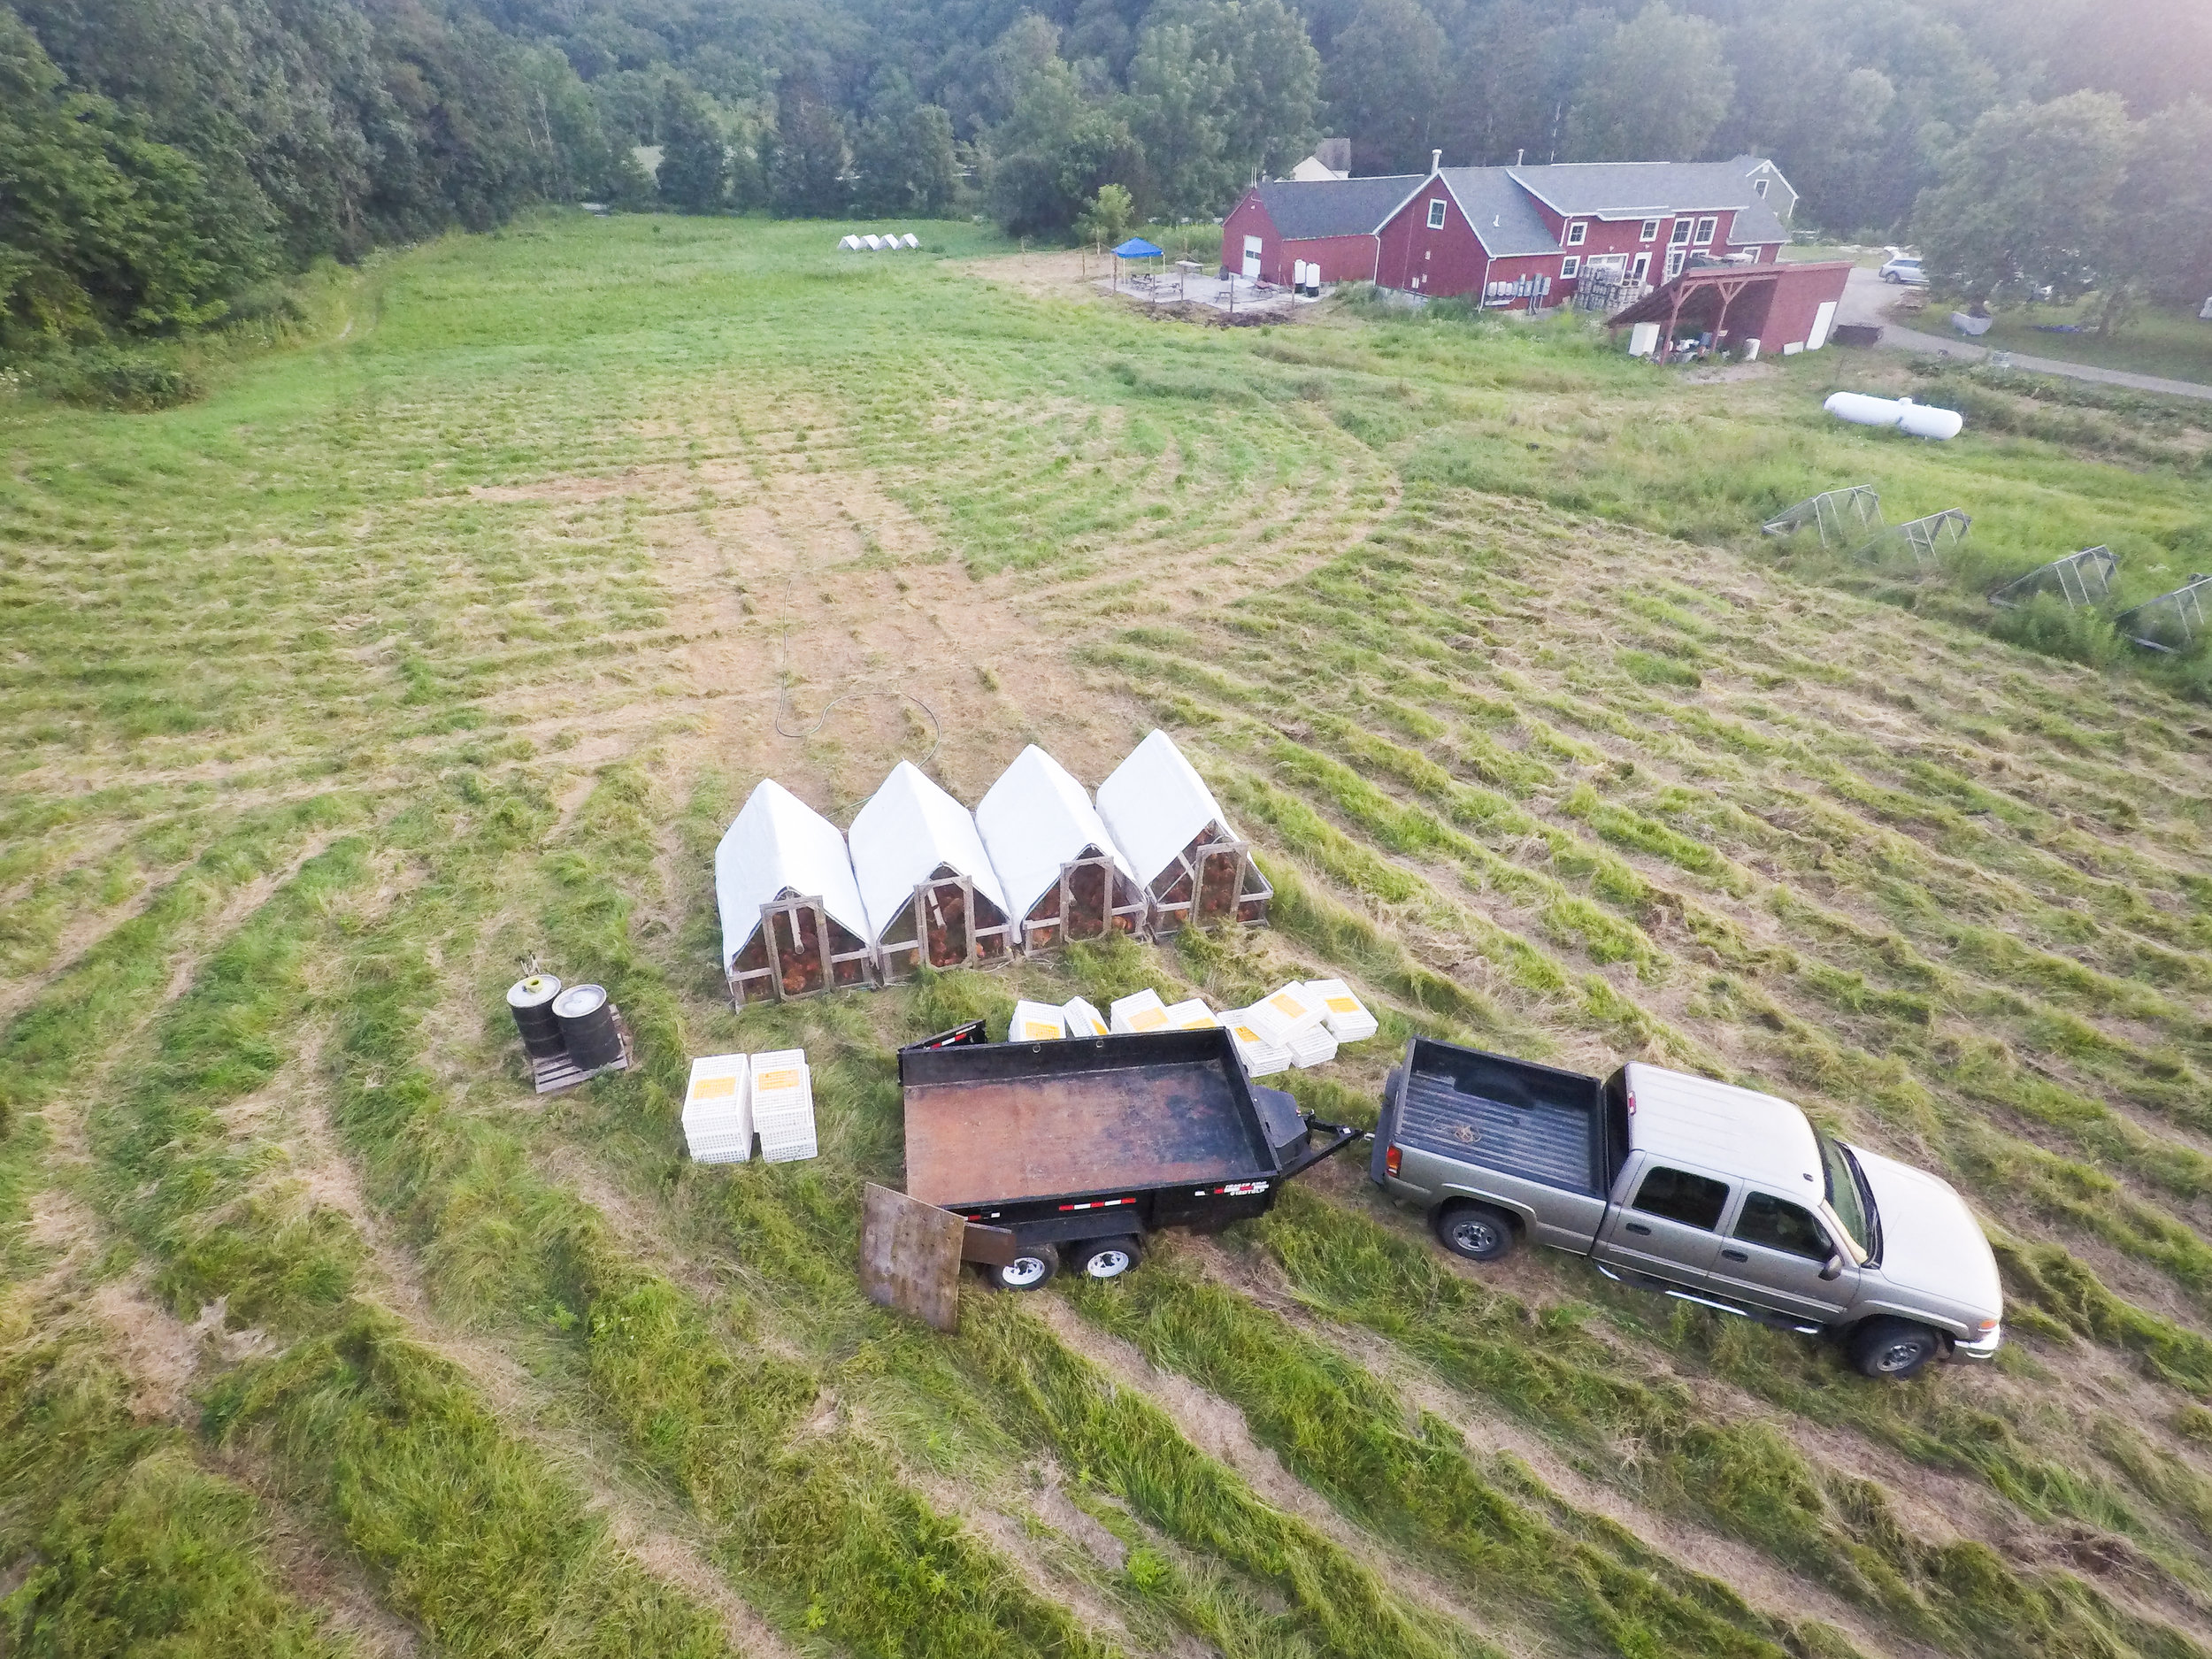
top-left (1426, 198), bottom-right (1447, 229)
top-left (1670, 219), bottom-right (1692, 246)
top-left (1640, 218), bottom-right (1660, 242)
top-left (1755, 178), bottom-right (1770, 198)
top-left (1560, 255), bottom-right (1580, 279)
top-left (1566, 220), bottom-right (1587, 246)
top-left (1694, 216), bottom-right (1717, 243)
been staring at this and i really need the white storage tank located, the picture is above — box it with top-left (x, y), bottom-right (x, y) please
top-left (1824, 392), bottom-right (1963, 441)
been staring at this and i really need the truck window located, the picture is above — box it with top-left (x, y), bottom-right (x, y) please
top-left (1631, 1166), bottom-right (1729, 1231)
top-left (1734, 1193), bottom-right (1830, 1260)
top-left (1816, 1133), bottom-right (1873, 1256)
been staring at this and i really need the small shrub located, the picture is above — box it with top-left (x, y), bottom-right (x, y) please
top-left (1986, 593), bottom-right (2126, 668)
top-left (25, 346), bottom-right (203, 411)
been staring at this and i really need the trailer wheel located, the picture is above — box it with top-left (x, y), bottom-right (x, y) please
top-left (1848, 1317), bottom-right (1941, 1380)
top-left (990, 1244), bottom-right (1059, 1292)
top-left (1073, 1236), bottom-right (1143, 1279)
top-left (1434, 1202), bottom-right (1518, 1263)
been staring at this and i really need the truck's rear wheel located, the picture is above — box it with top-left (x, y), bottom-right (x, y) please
top-left (990, 1244), bottom-right (1059, 1291)
top-left (1073, 1236), bottom-right (1143, 1279)
top-left (1434, 1202), bottom-right (1518, 1263)
top-left (1848, 1317), bottom-right (1941, 1380)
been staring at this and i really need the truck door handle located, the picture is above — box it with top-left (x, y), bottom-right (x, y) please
top-left (1721, 1248), bottom-right (1748, 1262)
top-left (1624, 1222), bottom-right (1651, 1235)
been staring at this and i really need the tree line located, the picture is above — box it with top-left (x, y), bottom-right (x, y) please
top-left (4, 0), bottom-right (2209, 362)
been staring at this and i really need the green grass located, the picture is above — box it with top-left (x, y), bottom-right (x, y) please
top-left (1969, 298), bottom-right (2212, 385)
top-left (4, 210), bottom-right (2211, 1659)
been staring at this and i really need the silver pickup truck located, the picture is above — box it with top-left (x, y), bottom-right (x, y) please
top-left (1372, 1039), bottom-right (2002, 1379)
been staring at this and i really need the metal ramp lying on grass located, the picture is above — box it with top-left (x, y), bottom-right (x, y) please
top-left (1859, 509), bottom-right (1971, 568)
top-left (2115, 574), bottom-right (2211, 652)
top-left (1762, 486), bottom-right (1881, 549)
top-left (1989, 546), bottom-right (2118, 610)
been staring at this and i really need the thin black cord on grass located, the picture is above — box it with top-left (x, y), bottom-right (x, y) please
top-left (771, 541), bottom-right (941, 764)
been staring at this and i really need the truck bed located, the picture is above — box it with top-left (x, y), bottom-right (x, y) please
top-left (1394, 1040), bottom-right (1615, 1197)
top-left (902, 1031), bottom-right (1275, 1210)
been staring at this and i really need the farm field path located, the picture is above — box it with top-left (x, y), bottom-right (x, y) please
top-left (4, 214), bottom-right (2211, 1659)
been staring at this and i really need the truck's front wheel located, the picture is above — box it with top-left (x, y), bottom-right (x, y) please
top-left (991, 1244), bottom-right (1060, 1291)
top-left (1434, 1202), bottom-right (1518, 1263)
top-left (1848, 1318), bottom-right (1942, 1380)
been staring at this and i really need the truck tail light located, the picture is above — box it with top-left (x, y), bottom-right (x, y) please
top-left (1385, 1145), bottom-right (1402, 1178)
top-left (1978, 1318), bottom-right (1998, 1332)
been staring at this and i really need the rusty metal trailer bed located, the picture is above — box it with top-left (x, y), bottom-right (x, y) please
top-left (898, 1022), bottom-right (1360, 1289)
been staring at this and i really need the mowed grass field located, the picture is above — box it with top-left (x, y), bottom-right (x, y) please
top-left (4, 211), bottom-right (2212, 1659)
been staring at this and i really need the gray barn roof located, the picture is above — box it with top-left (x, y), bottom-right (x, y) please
top-left (1508, 162), bottom-right (1790, 243)
top-left (1436, 168), bottom-right (1562, 257)
top-left (1253, 174), bottom-right (1422, 240)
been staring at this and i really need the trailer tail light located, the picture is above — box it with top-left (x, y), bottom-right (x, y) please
top-left (1385, 1145), bottom-right (1402, 1178)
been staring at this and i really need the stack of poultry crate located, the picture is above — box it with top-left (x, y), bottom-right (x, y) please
top-left (749, 1048), bottom-right (818, 1163)
top-left (1244, 981), bottom-right (1337, 1069)
top-left (1302, 978), bottom-right (1379, 1043)
top-left (1217, 1008), bottom-right (1292, 1077)
top-left (1010, 1000), bottom-right (1070, 1041)
top-left (681, 1054), bottom-right (753, 1164)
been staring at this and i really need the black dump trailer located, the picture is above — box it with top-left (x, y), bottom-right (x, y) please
top-left (900, 1021), bottom-right (1360, 1289)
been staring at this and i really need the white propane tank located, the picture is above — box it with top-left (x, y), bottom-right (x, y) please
top-left (1824, 391), bottom-right (1963, 442)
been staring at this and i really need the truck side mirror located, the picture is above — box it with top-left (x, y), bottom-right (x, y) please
top-left (1819, 1254), bottom-right (1845, 1282)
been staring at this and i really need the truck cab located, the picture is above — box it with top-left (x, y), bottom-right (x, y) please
top-left (1375, 1043), bottom-right (2002, 1379)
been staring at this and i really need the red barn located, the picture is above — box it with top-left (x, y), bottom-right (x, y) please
top-left (1608, 260), bottom-right (1855, 358)
top-left (1220, 173), bottom-right (1424, 288)
top-left (1223, 156), bottom-right (1794, 310)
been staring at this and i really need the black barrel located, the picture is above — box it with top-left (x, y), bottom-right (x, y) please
top-left (506, 974), bottom-right (566, 1059)
top-left (553, 983), bottom-right (623, 1070)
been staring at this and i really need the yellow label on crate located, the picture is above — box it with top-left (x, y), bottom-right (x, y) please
top-left (1130, 1008), bottom-right (1168, 1030)
top-left (1325, 996), bottom-right (1360, 1014)
top-left (691, 1076), bottom-right (737, 1100)
top-left (1020, 1019), bottom-right (1062, 1040)
top-left (757, 1069), bottom-right (802, 1091)
top-left (1268, 992), bottom-right (1305, 1016)
top-left (1232, 1024), bottom-right (1263, 1043)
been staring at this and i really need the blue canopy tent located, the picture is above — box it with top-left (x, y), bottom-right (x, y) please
top-left (1110, 237), bottom-right (1164, 292)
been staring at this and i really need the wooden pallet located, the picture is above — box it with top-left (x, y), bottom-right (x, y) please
top-left (527, 1006), bottom-right (635, 1094)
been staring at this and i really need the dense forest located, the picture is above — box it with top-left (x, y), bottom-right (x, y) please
top-left (3, 0), bottom-right (2209, 363)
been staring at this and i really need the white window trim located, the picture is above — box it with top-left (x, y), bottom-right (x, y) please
top-left (1754, 179), bottom-right (1770, 198)
top-left (1639, 219), bottom-right (1660, 242)
top-left (1669, 219), bottom-right (1691, 246)
top-left (1426, 198), bottom-right (1447, 229)
top-left (1560, 254), bottom-right (1580, 279)
top-left (1566, 220), bottom-right (1587, 246)
top-left (1694, 216), bottom-right (1717, 244)
top-left (1631, 252), bottom-right (1650, 280)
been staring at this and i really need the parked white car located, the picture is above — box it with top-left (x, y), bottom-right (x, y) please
top-left (1879, 255), bottom-right (1927, 286)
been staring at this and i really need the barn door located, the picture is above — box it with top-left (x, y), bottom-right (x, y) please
top-left (1242, 235), bottom-right (1262, 280)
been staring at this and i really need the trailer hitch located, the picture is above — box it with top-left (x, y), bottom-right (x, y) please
top-left (1275, 1119), bottom-right (1365, 1181)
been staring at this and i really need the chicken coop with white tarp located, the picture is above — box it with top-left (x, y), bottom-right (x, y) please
top-left (849, 761), bottom-right (1016, 979)
top-left (715, 780), bottom-right (877, 1004)
top-left (1094, 731), bottom-right (1271, 935)
top-left (973, 745), bottom-right (1148, 952)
